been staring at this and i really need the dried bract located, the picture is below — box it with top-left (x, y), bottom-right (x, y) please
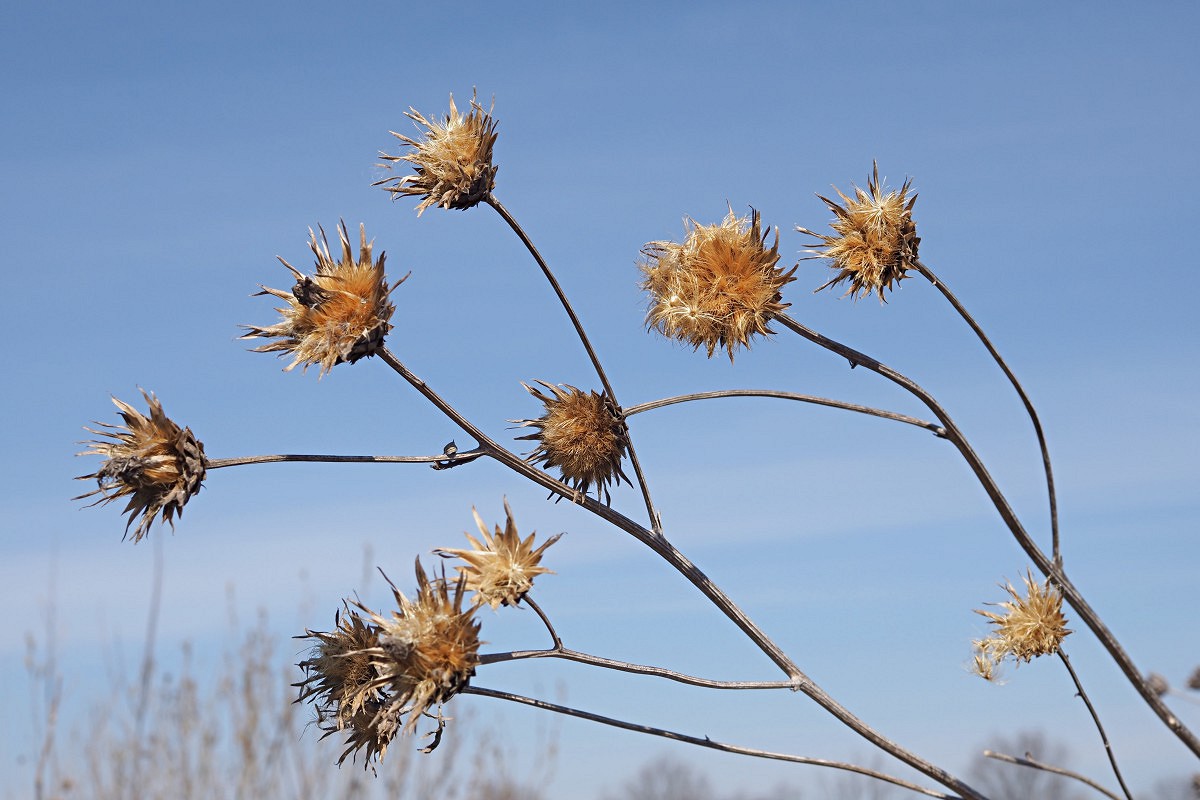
top-left (75, 390), bottom-right (206, 543)
top-left (375, 91), bottom-right (499, 215)
top-left (641, 208), bottom-right (796, 360)
top-left (515, 381), bottom-right (631, 504)
top-left (972, 571), bottom-right (1071, 680)
top-left (437, 499), bottom-right (562, 609)
top-left (798, 162), bottom-right (920, 301)
top-left (296, 561), bottom-right (481, 767)
top-left (242, 221), bottom-right (403, 376)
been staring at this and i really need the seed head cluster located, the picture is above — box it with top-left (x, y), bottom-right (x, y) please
top-left (375, 91), bottom-right (499, 215)
top-left (437, 500), bottom-right (562, 609)
top-left (242, 221), bottom-right (403, 376)
top-left (798, 162), bottom-right (920, 301)
top-left (641, 208), bottom-right (796, 360)
top-left (75, 390), bottom-right (206, 543)
top-left (972, 571), bottom-right (1071, 681)
top-left (296, 560), bottom-right (481, 767)
top-left (515, 381), bottom-right (631, 504)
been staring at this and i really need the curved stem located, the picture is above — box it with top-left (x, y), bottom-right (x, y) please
top-left (625, 390), bottom-right (945, 436)
top-left (205, 449), bottom-right (485, 470)
top-left (376, 345), bottom-right (982, 798)
top-left (914, 260), bottom-right (1060, 568)
top-left (521, 595), bottom-right (562, 649)
top-left (485, 193), bottom-right (662, 534)
top-left (982, 751), bottom-right (1122, 800)
top-left (1058, 650), bottom-right (1134, 800)
top-left (463, 686), bottom-right (966, 799)
top-left (480, 646), bottom-right (796, 691)
top-left (774, 312), bottom-right (1200, 758)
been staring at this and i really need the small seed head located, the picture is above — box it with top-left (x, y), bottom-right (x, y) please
top-left (972, 570), bottom-right (1071, 680)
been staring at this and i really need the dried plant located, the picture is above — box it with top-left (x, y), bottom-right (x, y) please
top-left (437, 499), bottom-right (562, 609)
top-left (75, 90), bottom-right (1200, 800)
top-left (75, 389), bottom-right (206, 542)
top-left (242, 221), bottom-right (404, 376)
top-left (641, 208), bottom-right (796, 360)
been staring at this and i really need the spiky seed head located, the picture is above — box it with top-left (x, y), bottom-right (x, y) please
top-left (436, 499), bottom-right (563, 609)
top-left (514, 381), bottom-right (631, 504)
top-left (375, 90), bottom-right (499, 215)
top-left (296, 560), bottom-right (482, 767)
top-left (971, 570), bottom-right (1071, 680)
top-left (242, 221), bottom-right (403, 377)
top-left (641, 208), bottom-right (796, 361)
top-left (798, 162), bottom-right (920, 302)
top-left (75, 390), bottom-right (206, 543)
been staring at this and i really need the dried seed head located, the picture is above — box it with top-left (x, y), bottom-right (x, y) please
top-left (437, 499), bottom-right (562, 609)
top-left (296, 560), bottom-right (482, 767)
top-left (514, 381), bottom-right (631, 504)
top-left (1188, 666), bottom-right (1200, 692)
top-left (641, 208), bottom-right (796, 361)
top-left (242, 221), bottom-right (404, 377)
top-left (972, 570), bottom-right (1071, 680)
top-left (75, 390), bottom-right (206, 543)
top-left (1147, 672), bottom-right (1170, 697)
top-left (375, 91), bottom-right (499, 215)
top-left (798, 162), bottom-right (920, 301)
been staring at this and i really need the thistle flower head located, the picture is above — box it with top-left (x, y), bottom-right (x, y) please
top-left (242, 221), bottom-right (404, 376)
top-left (971, 570), bottom-right (1071, 680)
top-left (798, 162), bottom-right (920, 301)
top-left (514, 381), bottom-right (631, 504)
top-left (296, 560), bottom-right (481, 767)
top-left (375, 91), bottom-right (499, 215)
top-left (437, 499), bottom-right (562, 609)
top-left (641, 208), bottom-right (796, 360)
top-left (75, 390), bottom-right (206, 543)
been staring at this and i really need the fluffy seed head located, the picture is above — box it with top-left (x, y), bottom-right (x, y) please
top-left (437, 499), bottom-right (562, 609)
top-left (296, 560), bottom-right (481, 767)
top-left (641, 208), bottom-right (796, 360)
top-left (798, 162), bottom-right (920, 301)
top-left (75, 390), bottom-right (206, 543)
top-left (971, 570), bottom-right (1071, 680)
top-left (375, 91), bottom-right (499, 215)
top-left (242, 221), bottom-right (403, 376)
top-left (514, 381), bottom-right (631, 504)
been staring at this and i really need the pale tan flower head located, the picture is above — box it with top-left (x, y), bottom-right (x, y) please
top-left (971, 570), bottom-right (1071, 680)
top-left (798, 162), bottom-right (920, 301)
top-left (514, 381), bottom-right (631, 504)
top-left (641, 208), bottom-right (796, 361)
top-left (375, 91), bottom-right (499, 215)
top-left (242, 221), bottom-right (404, 377)
top-left (75, 390), bottom-right (206, 543)
top-left (296, 560), bottom-right (481, 767)
top-left (437, 499), bottom-right (562, 609)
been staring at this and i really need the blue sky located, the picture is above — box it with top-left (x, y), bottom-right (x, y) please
top-left (3, 1), bottom-right (1198, 796)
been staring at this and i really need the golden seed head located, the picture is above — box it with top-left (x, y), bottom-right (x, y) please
top-left (436, 499), bottom-right (562, 609)
top-left (242, 221), bottom-right (403, 377)
top-left (641, 208), bottom-right (796, 361)
top-left (75, 389), bottom-right (206, 543)
top-left (798, 162), bottom-right (920, 302)
top-left (514, 381), bottom-right (631, 504)
top-left (375, 90), bottom-right (499, 215)
top-left (972, 570), bottom-right (1071, 679)
top-left (296, 560), bottom-right (481, 767)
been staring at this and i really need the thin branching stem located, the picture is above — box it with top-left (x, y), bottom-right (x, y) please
top-left (625, 389), bottom-right (946, 436)
top-left (1058, 649), bottom-right (1134, 800)
top-left (464, 686), bottom-right (964, 799)
top-left (485, 193), bottom-right (663, 534)
top-left (914, 260), bottom-right (1060, 568)
top-left (521, 595), bottom-right (562, 649)
top-left (982, 750), bottom-right (1123, 800)
top-left (774, 312), bottom-right (1200, 758)
top-left (480, 646), bottom-right (797, 691)
top-left (205, 450), bottom-right (485, 470)
top-left (376, 345), bottom-right (984, 799)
